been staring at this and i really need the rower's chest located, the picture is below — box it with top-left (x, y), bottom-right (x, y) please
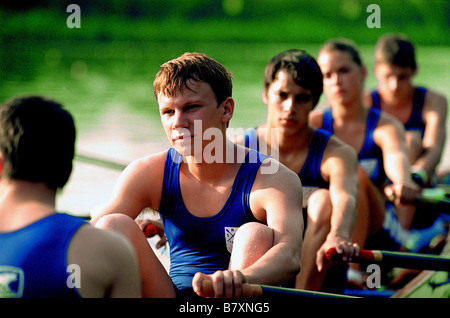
top-left (333, 123), bottom-right (367, 154)
top-left (179, 176), bottom-right (235, 218)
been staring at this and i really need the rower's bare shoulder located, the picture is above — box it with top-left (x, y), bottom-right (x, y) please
top-left (257, 157), bottom-right (302, 190)
top-left (119, 151), bottom-right (168, 185)
top-left (376, 110), bottom-right (405, 133)
top-left (321, 135), bottom-right (358, 179)
top-left (423, 89), bottom-right (448, 115)
top-left (324, 135), bottom-right (357, 161)
top-left (309, 109), bottom-right (325, 128)
top-left (67, 224), bottom-right (141, 297)
top-left (251, 158), bottom-right (302, 222)
top-left (102, 150), bottom-right (169, 216)
top-left (127, 150), bottom-right (168, 172)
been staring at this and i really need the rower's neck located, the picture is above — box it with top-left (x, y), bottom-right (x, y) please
top-left (0, 180), bottom-right (56, 232)
top-left (332, 100), bottom-right (367, 124)
top-left (181, 140), bottom-right (244, 184)
top-left (257, 124), bottom-right (314, 155)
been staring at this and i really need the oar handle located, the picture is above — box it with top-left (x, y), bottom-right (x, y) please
top-left (326, 247), bottom-right (381, 262)
top-left (196, 280), bottom-right (357, 298)
top-left (196, 280), bottom-right (262, 298)
top-left (143, 224), bottom-right (158, 238)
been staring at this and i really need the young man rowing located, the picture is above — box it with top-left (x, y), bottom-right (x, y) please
top-left (91, 53), bottom-right (304, 298)
top-left (236, 49), bottom-right (377, 291)
top-left (310, 39), bottom-right (420, 252)
top-left (367, 34), bottom-right (447, 189)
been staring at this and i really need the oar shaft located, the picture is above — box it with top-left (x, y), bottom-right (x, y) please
top-left (327, 248), bottom-right (450, 272)
top-left (375, 250), bottom-right (450, 272)
top-left (75, 153), bottom-right (128, 171)
top-left (258, 285), bottom-right (357, 298)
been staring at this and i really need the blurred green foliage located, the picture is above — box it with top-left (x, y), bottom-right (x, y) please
top-left (1, 0), bottom-right (449, 45)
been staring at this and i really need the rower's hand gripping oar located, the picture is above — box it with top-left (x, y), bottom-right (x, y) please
top-left (326, 247), bottom-right (450, 272)
top-left (195, 280), bottom-right (358, 298)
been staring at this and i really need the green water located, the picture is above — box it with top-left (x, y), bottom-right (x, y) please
top-left (2, 38), bottom-right (448, 131)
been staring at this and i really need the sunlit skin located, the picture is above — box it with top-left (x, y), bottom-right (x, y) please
top-left (264, 71), bottom-right (314, 136)
top-left (260, 71), bottom-right (316, 161)
top-left (319, 50), bottom-right (366, 109)
top-left (158, 80), bottom-right (234, 162)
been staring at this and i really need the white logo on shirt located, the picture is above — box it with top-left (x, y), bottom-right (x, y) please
top-left (0, 266), bottom-right (24, 298)
top-left (225, 227), bottom-right (239, 253)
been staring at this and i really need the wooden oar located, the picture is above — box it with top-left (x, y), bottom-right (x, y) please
top-left (196, 280), bottom-right (358, 298)
top-left (326, 248), bottom-right (450, 272)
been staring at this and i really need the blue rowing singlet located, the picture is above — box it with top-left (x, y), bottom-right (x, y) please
top-left (322, 107), bottom-right (386, 187)
top-left (298, 129), bottom-right (331, 207)
top-left (159, 148), bottom-right (266, 292)
top-left (243, 128), bottom-right (330, 208)
top-left (371, 87), bottom-right (427, 138)
top-left (0, 213), bottom-right (85, 298)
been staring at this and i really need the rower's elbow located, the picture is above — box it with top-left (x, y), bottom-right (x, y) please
top-left (287, 246), bottom-right (302, 278)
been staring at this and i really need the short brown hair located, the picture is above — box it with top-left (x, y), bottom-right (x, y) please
top-left (0, 95), bottom-right (75, 189)
top-left (374, 34), bottom-right (417, 69)
top-left (319, 38), bottom-right (363, 67)
top-left (153, 52), bottom-right (233, 105)
top-left (263, 49), bottom-right (323, 107)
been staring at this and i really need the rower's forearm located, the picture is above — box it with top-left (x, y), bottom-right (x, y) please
top-left (329, 196), bottom-right (357, 240)
top-left (385, 153), bottom-right (413, 185)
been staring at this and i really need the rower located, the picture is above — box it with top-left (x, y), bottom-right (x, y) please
top-left (236, 49), bottom-right (376, 292)
top-left (310, 39), bottom-right (425, 253)
top-left (0, 96), bottom-right (141, 298)
top-left (367, 34), bottom-right (448, 190)
top-left (91, 52), bottom-right (304, 298)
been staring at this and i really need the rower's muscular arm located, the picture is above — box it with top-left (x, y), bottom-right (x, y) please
top-left (415, 91), bottom-right (447, 176)
top-left (244, 159), bottom-right (304, 285)
top-left (90, 151), bottom-right (167, 225)
top-left (374, 114), bottom-right (419, 203)
top-left (321, 138), bottom-right (359, 246)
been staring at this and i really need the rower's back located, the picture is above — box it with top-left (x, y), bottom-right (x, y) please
top-left (0, 96), bottom-right (141, 298)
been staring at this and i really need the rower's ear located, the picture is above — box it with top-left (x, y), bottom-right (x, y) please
top-left (262, 90), bottom-right (268, 105)
top-left (221, 97), bottom-right (234, 125)
top-left (361, 65), bottom-right (368, 81)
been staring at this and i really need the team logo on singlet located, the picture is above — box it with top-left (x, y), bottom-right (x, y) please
top-left (225, 227), bottom-right (239, 253)
top-left (0, 266), bottom-right (24, 298)
top-left (359, 158), bottom-right (378, 177)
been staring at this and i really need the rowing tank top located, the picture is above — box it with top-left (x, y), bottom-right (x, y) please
top-left (159, 148), bottom-right (267, 292)
top-left (371, 87), bottom-right (427, 138)
top-left (0, 213), bottom-right (85, 298)
top-left (322, 107), bottom-right (387, 187)
top-left (242, 128), bottom-right (330, 208)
